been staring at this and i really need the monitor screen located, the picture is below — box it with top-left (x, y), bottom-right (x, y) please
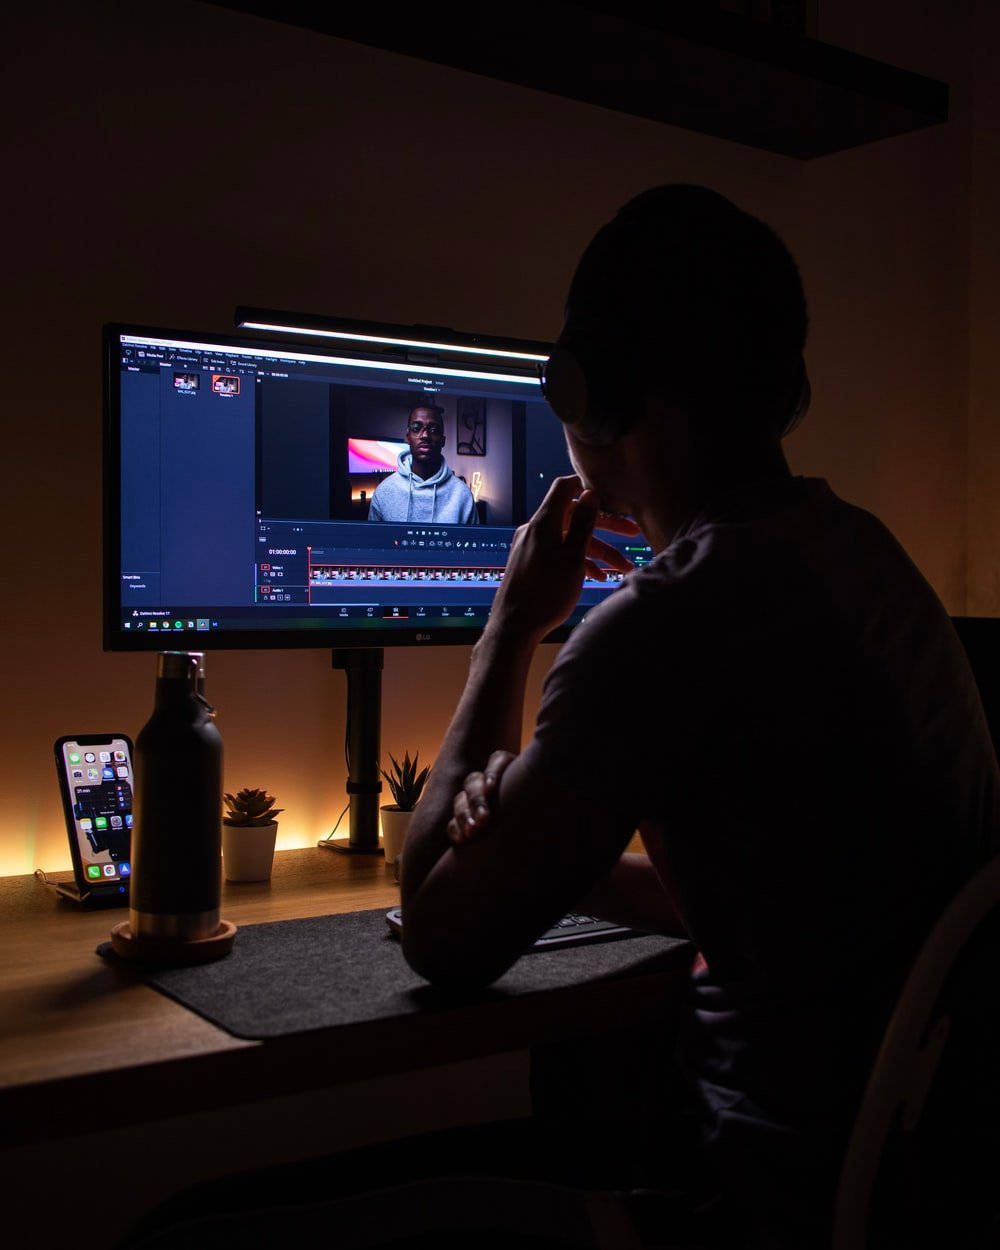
top-left (104, 321), bottom-right (653, 649)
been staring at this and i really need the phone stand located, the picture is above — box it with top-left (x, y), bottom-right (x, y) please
top-left (54, 880), bottom-right (129, 909)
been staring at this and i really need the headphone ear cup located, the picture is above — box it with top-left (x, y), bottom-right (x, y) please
top-left (541, 344), bottom-right (624, 446)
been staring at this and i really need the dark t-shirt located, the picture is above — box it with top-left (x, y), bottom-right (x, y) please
top-left (529, 476), bottom-right (999, 1238)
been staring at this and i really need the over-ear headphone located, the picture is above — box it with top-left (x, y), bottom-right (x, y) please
top-left (538, 342), bottom-right (625, 447)
top-left (539, 340), bottom-right (810, 446)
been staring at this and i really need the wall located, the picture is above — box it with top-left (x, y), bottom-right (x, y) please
top-left (968, 0), bottom-right (1000, 614)
top-left (2, 0), bottom-right (982, 874)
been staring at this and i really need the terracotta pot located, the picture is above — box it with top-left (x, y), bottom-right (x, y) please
top-left (222, 820), bottom-right (278, 882)
top-left (380, 806), bottom-right (413, 865)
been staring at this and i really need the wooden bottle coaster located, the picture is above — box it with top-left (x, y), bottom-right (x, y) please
top-left (109, 919), bottom-right (237, 966)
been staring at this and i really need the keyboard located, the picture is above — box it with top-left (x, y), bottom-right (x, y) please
top-left (384, 907), bottom-right (642, 951)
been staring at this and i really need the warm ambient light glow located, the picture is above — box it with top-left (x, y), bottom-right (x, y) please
top-left (1, 846), bottom-right (36, 876)
top-left (239, 320), bottom-right (549, 364)
top-left (276, 824), bottom-right (347, 852)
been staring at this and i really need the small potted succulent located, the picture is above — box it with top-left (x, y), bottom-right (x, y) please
top-left (379, 751), bottom-right (430, 868)
top-left (221, 787), bottom-right (283, 882)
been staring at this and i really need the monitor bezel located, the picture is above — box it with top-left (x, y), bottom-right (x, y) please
top-left (103, 319), bottom-right (570, 653)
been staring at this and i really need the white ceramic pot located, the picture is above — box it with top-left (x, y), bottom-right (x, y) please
top-left (380, 806), bottom-right (413, 866)
top-left (222, 821), bottom-right (278, 882)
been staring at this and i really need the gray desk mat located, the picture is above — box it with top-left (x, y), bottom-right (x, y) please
top-left (98, 909), bottom-right (690, 1041)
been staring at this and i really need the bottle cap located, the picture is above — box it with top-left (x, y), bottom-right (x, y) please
top-left (157, 652), bottom-right (199, 680)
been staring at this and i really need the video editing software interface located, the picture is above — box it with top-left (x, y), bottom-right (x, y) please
top-left (111, 327), bottom-right (653, 643)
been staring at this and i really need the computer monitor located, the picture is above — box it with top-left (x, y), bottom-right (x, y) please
top-left (103, 319), bottom-right (652, 652)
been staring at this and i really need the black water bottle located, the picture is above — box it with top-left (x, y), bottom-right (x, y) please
top-left (130, 652), bottom-right (223, 942)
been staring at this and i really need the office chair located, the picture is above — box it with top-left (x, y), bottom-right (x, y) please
top-left (831, 851), bottom-right (1000, 1250)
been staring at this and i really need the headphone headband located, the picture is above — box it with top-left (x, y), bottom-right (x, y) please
top-left (540, 342), bottom-right (810, 445)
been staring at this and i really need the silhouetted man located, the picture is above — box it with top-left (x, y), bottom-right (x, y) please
top-left (401, 186), bottom-right (1000, 1247)
top-left (368, 404), bottom-right (478, 524)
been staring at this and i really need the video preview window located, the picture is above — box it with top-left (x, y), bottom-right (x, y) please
top-left (256, 379), bottom-right (535, 527)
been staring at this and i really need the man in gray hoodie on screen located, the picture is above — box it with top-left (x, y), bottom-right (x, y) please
top-left (367, 404), bottom-right (479, 524)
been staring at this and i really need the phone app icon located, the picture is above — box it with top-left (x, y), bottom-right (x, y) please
top-left (84, 752), bottom-right (96, 763)
top-left (86, 865), bottom-right (102, 880)
top-left (99, 751), bottom-right (111, 763)
top-left (102, 767), bottom-right (115, 780)
top-left (110, 815), bottom-right (123, 829)
top-left (79, 818), bottom-right (93, 832)
top-left (119, 862), bottom-right (131, 876)
top-left (87, 767), bottom-right (100, 781)
top-left (114, 750), bottom-right (126, 762)
top-left (95, 816), bottom-right (108, 830)
top-left (72, 769), bottom-right (84, 780)
top-left (68, 752), bottom-right (81, 765)
top-left (125, 814), bottom-right (133, 828)
top-left (116, 765), bottom-right (129, 778)
top-left (102, 864), bottom-right (117, 877)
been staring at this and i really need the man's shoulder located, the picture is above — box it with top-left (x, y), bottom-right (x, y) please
top-left (636, 478), bottom-right (913, 603)
top-left (554, 574), bottom-right (675, 672)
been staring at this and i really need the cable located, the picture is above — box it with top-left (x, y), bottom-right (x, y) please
top-left (319, 666), bottom-right (355, 844)
top-left (319, 802), bottom-right (351, 844)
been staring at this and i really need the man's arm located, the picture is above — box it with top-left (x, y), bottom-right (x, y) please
top-left (448, 771), bottom-right (688, 938)
top-left (577, 851), bottom-right (687, 935)
top-left (400, 692), bottom-right (643, 987)
top-left (399, 623), bottom-right (534, 938)
top-left (400, 477), bottom-right (654, 987)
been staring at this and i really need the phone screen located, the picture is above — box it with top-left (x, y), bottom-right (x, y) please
top-left (58, 738), bottom-right (134, 888)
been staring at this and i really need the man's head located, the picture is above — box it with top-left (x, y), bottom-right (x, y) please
top-left (544, 185), bottom-right (809, 449)
top-left (406, 404), bottom-right (445, 478)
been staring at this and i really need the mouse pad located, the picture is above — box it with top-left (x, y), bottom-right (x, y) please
top-left (97, 908), bottom-right (690, 1041)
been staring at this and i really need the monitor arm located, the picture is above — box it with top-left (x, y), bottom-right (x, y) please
top-left (327, 648), bottom-right (384, 854)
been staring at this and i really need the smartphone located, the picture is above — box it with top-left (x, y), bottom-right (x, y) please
top-left (53, 734), bottom-right (134, 906)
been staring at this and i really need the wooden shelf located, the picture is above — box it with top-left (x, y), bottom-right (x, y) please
top-left (205, 0), bottom-right (948, 158)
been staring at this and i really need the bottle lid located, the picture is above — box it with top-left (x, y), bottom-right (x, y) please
top-left (157, 652), bottom-right (200, 680)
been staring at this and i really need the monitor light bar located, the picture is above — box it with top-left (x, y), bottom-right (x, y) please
top-left (239, 320), bottom-right (548, 364)
top-left (234, 307), bottom-right (552, 364)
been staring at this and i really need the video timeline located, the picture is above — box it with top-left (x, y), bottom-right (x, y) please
top-left (300, 563), bottom-right (628, 596)
top-left (308, 563), bottom-right (506, 587)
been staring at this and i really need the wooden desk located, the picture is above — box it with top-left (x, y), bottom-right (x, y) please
top-left (1, 847), bottom-right (691, 1248)
top-left (1, 847), bottom-right (400, 1131)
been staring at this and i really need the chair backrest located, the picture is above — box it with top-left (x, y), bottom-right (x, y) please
top-left (951, 617), bottom-right (1000, 765)
top-left (831, 853), bottom-right (1000, 1250)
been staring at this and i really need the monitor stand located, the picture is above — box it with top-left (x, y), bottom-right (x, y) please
top-left (322, 648), bottom-right (384, 854)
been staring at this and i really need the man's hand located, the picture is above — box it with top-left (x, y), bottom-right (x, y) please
top-left (447, 750), bottom-right (516, 845)
top-left (488, 475), bottom-right (640, 644)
